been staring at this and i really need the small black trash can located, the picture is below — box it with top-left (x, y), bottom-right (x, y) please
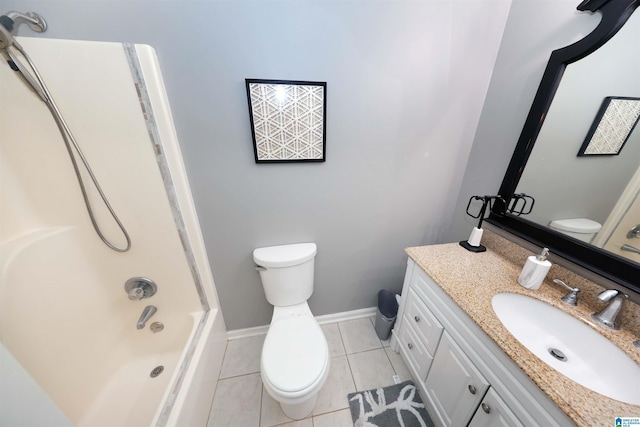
top-left (374, 289), bottom-right (399, 340)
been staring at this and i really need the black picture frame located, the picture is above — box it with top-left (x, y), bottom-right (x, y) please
top-left (577, 96), bottom-right (640, 156)
top-left (245, 79), bottom-right (327, 163)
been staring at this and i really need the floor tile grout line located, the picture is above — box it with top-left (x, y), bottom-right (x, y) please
top-left (344, 346), bottom-right (384, 357)
top-left (218, 370), bottom-right (261, 381)
top-left (382, 345), bottom-right (400, 378)
top-left (338, 319), bottom-right (384, 356)
top-left (268, 414), bottom-right (312, 427)
top-left (336, 321), bottom-right (349, 354)
top-left (336, 320), bottom-right (349, 356)
top-left (338, 322), bottom-right (360, 393)
top-left (324, 322), bottom-right (346, 358)
top-left (313, 407), bottom-right (352, 423)
top-left (259, 383), bottom-right (264, 427)
top-left (206, 339), bottom-right (229, 426)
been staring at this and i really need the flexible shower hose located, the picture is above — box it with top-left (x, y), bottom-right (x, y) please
top-left (5, 40), bottom-right (132, 252)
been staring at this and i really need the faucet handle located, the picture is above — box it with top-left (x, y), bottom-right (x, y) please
top-left (124, 277), bottom-right (157, 301)
top-left (552, 279), bottom-right (580, 306)
top-left (128, 286), bottom-right (145, 300)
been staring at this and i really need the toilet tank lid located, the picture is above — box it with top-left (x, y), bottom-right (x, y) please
top-left (549, 218), bottom-right (602, 233)
top-left (253, 243), bottom-right (317, 268)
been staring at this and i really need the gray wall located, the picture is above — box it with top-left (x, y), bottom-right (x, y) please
top-left (451, 1), bottom-right (602, 241)
top-left (4, 0), bottom-right (510, 329)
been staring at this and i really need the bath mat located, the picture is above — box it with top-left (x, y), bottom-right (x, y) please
top-left (348, 380), bottom-right (435, 427)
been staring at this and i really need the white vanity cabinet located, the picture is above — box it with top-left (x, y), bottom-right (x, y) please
top-left (391, 258), bottom-right (574, 427)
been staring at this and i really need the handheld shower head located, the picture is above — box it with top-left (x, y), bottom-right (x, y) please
top-left (0, 11), bottom-right (49, 99)
top-left (2, 11), bottom-right (47, 33)
top-left (0, 11), bottom-right (47, 49)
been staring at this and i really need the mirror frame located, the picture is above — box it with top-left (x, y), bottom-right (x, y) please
top-left (487, 0), bottom-right (640, 294)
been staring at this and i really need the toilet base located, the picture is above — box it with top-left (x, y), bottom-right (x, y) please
top-left (280, 393), bottom-right (318, 420)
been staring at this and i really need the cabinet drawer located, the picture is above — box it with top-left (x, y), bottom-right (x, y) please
top-left (399, 320), bottom-right (433, 381)
top-left (405, 288), bottom-right (443, 355)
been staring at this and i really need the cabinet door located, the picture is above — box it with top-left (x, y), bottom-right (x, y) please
top-left (423, 332), bottom-right (489, 427)
top-left (469, 388), bottom-right (524, 427)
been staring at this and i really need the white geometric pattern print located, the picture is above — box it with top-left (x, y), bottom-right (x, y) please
top-left (248, 81), bottom-right (325, 161)
top-left (583, 98), bottom-right (640, 155)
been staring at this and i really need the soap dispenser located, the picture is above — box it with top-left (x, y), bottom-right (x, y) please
top-left (517, 247), bottom-right (551, 290)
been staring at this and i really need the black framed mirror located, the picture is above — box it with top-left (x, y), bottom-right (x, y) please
top-left (487, 0), bottom-right (640, 294)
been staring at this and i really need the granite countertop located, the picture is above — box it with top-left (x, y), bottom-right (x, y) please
top-left (405, 231), bottom-right (640, 426)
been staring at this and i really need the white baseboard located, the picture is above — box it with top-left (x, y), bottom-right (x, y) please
top-left (226, 324), bottom-right (269, 341)
top-left (315, 306), bottom-right (377, 325)
top-left (226, 306), bottom-right (377, 341)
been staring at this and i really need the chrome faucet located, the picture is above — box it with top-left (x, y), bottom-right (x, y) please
top-left (591, 289), bottom-right (628, 330)
top-left (137, 305), bottom-right (157, 330)
top-left (552, 279), bottom-right (580, 306)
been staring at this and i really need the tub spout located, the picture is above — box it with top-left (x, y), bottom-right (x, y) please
top-left (137, 305), bottom-right (157, 330)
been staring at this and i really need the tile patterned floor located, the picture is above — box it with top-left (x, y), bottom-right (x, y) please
top-left (207, 316), bottom-right (412, 427)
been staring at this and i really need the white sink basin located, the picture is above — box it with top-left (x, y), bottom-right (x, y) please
top-left (492, 293), bottom-right (640, 405)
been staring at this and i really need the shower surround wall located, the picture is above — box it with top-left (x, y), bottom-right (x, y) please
top-left (0, 38), bottom-right (226, 426)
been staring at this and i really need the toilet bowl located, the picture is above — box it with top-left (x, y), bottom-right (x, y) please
top-left (261, 304), bottom-right (330, 419)
top-left (549, 218), bottom-right (602, 243)
top-left (254, 243), bottom-right (329, 420)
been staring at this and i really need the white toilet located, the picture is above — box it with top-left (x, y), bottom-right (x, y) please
top-left (253, 242), bottom-right (330, 420)
top-left (548, 218), bottom-right (602, 243)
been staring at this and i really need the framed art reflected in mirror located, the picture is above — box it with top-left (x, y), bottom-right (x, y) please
top-left (578, 96), bottom-right (640, 156)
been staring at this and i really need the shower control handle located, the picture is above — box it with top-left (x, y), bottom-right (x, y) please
top-left (627, 224), bottom-right (640, 239)
top-left (128, 287), bottom-right (144, 300)
top-left (125, 277), bottom-right (157, 300)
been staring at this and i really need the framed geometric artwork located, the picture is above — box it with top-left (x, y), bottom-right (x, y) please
top-left (578, 96), bottom-right (640, 156)
top-left (246, 79), bottom-right (326, 163)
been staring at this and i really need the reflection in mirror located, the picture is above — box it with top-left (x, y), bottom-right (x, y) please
top-left (488, 0), bottom-right (640, 294)
top-left (577, 97), bottom-right (640, 156)
top-left (515, 9), bottom-right (640, 263)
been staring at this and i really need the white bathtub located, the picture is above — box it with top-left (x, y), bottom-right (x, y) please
top-left (0, 226), bottom-right (221, 427)
top-left (0, 38), bottom-right (226, 426)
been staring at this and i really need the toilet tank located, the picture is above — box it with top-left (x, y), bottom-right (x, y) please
top-left (548, 218), bottom-right (601, 243)
top-left (253, 243), bottom-right (317, 307)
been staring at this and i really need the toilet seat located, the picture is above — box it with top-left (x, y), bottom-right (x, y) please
top-left (262, 315), bottom-right (328, 395)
